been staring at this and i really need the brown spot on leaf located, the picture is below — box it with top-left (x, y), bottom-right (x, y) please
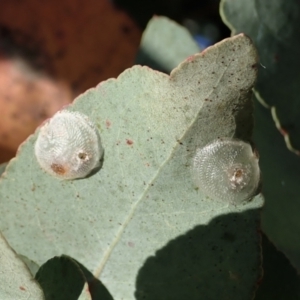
top-left (105, 119), bottom-right (111, 128)
top-left (128, 241), bottom-right (135, 247)
top-left (126, 139), bottom-right (133, 145)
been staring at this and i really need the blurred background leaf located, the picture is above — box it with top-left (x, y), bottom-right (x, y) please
top-left (220, 0), bottom-right (300, 151)
top-left (135, 16), bottom-right (200, 73)
top-left (255, 233), bottom-right (300, 300)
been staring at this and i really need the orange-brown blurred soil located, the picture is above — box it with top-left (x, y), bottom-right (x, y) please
top-left (0, 58), bottom-right (72, 157)
top-left (0, 0), bottom-right (141, 163)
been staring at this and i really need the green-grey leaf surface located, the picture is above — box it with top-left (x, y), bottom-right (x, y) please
top-left (220, 0), bottom-right (300, 150)
top-left (18, 254), bottom-right (40, 277)
top-left (0, 34), bottom-right (263, 299)
top-left (0, 232), bottom-right (44, 299)
top-left (135, 16), bottom-right (200, 73)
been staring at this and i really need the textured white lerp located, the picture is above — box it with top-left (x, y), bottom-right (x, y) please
top-left (34, 110), bottom-right (103, 180)
top-left (192, 138), bottom-right (260, 204)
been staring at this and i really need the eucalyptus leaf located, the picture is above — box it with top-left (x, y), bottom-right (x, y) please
top-left (0, 34), bottom-right (263, 299)
top-left (220, 0), bottom-right (300, 150)
top-left (135, 16), bottom-right (200, 73)
top-left (255, 233), bottom-right (300, 300)
top-left (253, 101), bottom-right (300, 271)
top-left (0, 232), bottom-right (44, 299)
top-left (18, 254), bottom-right (40, 277)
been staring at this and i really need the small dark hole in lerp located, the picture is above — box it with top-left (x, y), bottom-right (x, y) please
top-left (78, 152), bottom-right (87, 160)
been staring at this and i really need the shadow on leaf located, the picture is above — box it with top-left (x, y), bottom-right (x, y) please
top-left (135, 209), bottom-right (261, 300)
top-left (36, 255), bottom-right (114, 300)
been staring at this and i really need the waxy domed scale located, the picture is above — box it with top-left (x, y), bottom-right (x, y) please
top-left (34, 110), bottom-right (103, 180)
top-left (192, 138), bottom-right (260, 204)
